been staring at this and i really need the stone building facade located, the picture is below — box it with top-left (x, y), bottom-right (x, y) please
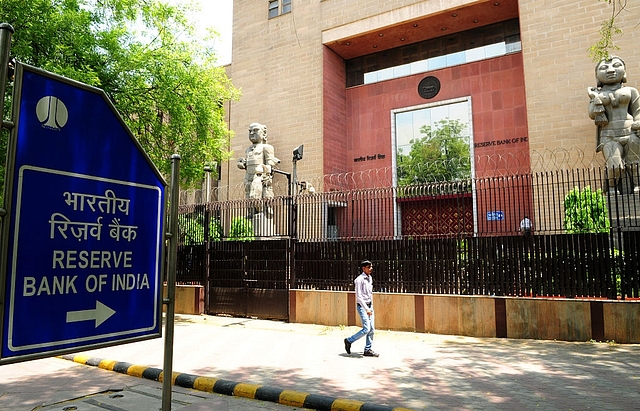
top-left (218, 0), bottom-right (640, 235)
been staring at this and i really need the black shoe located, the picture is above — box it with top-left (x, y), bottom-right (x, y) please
top-left (363, 349), bottom-right (379, 357)
top-left (344, 338), bottom-right (351, 354)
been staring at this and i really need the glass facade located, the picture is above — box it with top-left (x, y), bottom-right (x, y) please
top-left (346, 19), bottom-right (520, 87)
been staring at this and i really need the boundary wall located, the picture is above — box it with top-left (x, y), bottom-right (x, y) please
top-left (166, 285), bottom-right (639, 343)
top-left (288, 290), bottom-right (640, 344)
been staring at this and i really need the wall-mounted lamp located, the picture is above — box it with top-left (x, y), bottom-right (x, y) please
top-left (293, 144), bottom-right (304, 162)
top-left (204, 165), bottom-right (213, 202)
top-left (292, 145), bottom-right (304, 197)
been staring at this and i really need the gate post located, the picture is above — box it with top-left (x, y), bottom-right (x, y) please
top-left (203, 205), bottom-right (211, 313)
top-left (289, 238), bottom-right (296, 288)
top-left (0, 24), bottom-right (13, 124)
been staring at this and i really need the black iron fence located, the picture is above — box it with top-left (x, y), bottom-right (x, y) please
top-left (293, 233), bottom-right (637, 299)
top-left (176, 166), bottom-right (640, 300)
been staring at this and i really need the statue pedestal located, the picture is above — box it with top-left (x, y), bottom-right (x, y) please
top-left (252, 212), bottom-right (276, 237)
top-left (607, 193), bottom-right (640, 228)
top-left (606, 164), bottom-right (640, 195)
top-left (607, 193), bottom-right (640, 250)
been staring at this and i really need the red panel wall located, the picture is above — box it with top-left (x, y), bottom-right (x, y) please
top-left (321, 52), bottom-right (532, 236)
top-left (340, 53), bottom-right (529, 180)
top-left (322, 47), bottom-right (348, 183)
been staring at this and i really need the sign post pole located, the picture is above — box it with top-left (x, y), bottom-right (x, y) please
top-left (161, 154), bottom-right (180, 411)
top-left (0, 23), bottom-right (14, 120)
top-left (0, 23), bottom-right (14, 360)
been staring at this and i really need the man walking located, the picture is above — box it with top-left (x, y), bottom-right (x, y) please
top-left (344, 260), bottom-right (379, 357)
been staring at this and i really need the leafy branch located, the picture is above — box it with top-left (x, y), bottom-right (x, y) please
top-left (588, 0), bottom-right (626, 62)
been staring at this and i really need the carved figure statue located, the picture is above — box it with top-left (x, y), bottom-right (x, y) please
top-left (588, 56), bottom-right (640, 193)
top-left (237, 122), bottom-right (281, 200)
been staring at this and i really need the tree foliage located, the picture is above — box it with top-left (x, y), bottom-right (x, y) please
top-left (564, 186), bottom-right (610, 233)
top-left (397, 118), bottom-right (471, 186)
top-left (0, 0), bottom-right (239, 187)
top-left (589, 0), bottom-right (624, 62)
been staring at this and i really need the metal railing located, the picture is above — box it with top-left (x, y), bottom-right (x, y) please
top-left (176, 165), bottom-right (640, 299)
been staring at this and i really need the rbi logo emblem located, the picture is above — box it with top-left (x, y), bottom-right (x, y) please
top-left (418, 76), bottom-right (441, 99)
top-left (36, 96), bottom-right (69, 130)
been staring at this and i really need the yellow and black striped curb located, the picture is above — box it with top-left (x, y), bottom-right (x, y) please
top-left (59, 354), bottom-right (414, 411)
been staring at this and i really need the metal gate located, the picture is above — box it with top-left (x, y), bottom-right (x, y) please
top-left (207, 239), bottom-right (290, 320)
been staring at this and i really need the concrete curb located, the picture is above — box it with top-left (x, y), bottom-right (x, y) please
top-left (59, 354), bottom-right (414, 411)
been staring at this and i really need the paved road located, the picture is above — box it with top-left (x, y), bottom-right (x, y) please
top-left (1, 314), bottom-right (639, 410)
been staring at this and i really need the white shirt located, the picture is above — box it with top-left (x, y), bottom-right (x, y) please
top-left (354, 272), bottom-right (373, 309)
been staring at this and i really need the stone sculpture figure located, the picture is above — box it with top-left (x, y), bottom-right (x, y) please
top-left (237, 122), bottom-right (281, 238)
top-left (237, 122), bottom-right (281, 200)
top-left (588, 56), bottom-right (640, 193)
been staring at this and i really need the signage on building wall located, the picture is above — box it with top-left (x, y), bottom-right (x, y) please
top-left (418, 76), bottom-right (441, 99)
top-left (486, 211), bottom-right (504, 221)
top-left (474, 136), bottom-right (528, 148)
top-left (354, 153), bottom-right (386, 162)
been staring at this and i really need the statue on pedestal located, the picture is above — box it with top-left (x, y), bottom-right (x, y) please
top-left (588, 56), bottom-right (640, 193)
top-left (237, 123), bottom-right (281, 235)
top-left (237, 122), bottom-right (281, 200)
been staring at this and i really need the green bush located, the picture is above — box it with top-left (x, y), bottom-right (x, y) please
top-left (612, 248), bottom-right (624, 297)
top-left (564, 186), bottom-right (610, 234)
top-left (178, 213), bottom-right (222, 245)
top-left (229, 217), bottom-right (254, 241)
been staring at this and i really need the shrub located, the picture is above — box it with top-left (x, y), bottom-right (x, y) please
top-left (564, 186), bottom-right (610, 234)
top-left (229, 217), bottom-right (254, 241)
top-left (178, 213), bottom-right (222, 245)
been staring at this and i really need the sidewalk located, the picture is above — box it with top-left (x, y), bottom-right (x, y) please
top-left (2, 314), bottom-right (639, 410)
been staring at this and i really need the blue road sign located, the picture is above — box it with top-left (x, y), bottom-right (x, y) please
top-left (1, 63), bottom-right (166, 362)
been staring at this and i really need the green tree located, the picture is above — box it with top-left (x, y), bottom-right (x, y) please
top-left (0, 0), bottom-right (239, 188)
top-left (397, 118), bottom-right (471, 186)
top-left (564, 186), bottom-right (610, 233)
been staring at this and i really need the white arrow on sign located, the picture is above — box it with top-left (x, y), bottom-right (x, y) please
top-left (66, 301), bottom-right (116, 328)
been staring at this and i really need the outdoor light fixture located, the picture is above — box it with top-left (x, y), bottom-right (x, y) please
top-left (292, 145), bottom-right (304, 197)
top-left (203, 165), bottom-right (213, 202)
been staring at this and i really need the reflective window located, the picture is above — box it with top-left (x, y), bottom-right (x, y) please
top-left (268, 0), bottom-right (279, 19)
top-left (269, 0), bottom-right (291, 19)
top-left (346, 19), bottom-right (521, 87)
top-left (393, 99), bottom-right (473, 186)
top-left (283, 0), bottom-right (292, 14)
top-left (364, 41), bottom-right (520, 85)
